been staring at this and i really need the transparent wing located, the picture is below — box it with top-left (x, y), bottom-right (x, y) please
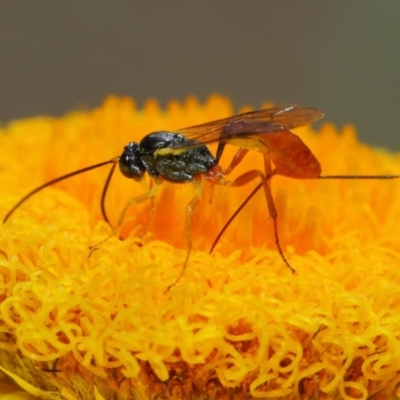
top-left (175, 104), bottom-right (324, 147)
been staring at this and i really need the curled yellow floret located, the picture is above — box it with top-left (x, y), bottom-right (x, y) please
top-left (0, 95), bottom-right (400, 400)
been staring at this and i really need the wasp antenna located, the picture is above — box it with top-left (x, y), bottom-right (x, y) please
top-left (3, 158), bottom-right (118, 223)
top-left (101, 161), bottom-right (118, 225)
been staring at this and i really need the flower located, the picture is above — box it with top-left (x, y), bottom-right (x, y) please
top-left (0, 95), bottom-right (400, 399)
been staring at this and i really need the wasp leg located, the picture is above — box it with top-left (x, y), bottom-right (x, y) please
top-left (258, 172), bottom-right (295, 273)
top-left (167, 176), bottom-right (202, 290)
top-left (223, 148), bottom-right (250, 175)
top-left (206, 164), bottom-right (295, 274)
top-left (140, 182), bottom-right (157, 241)
top-left (208, 146), bottom-right (250, 204)
top-left (209, 181), bottom-right (262, 254)
top-left (89, 182), bottom-right (159, 254)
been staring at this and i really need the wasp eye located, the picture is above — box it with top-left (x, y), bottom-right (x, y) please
top-left (119, 142), bottom-right (145, 181)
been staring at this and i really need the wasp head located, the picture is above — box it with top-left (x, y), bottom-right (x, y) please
top-left (119, 142), bottom-right (146, 181)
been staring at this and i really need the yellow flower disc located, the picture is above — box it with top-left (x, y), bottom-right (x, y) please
top-left (0, 95), bottom-right (400, 399)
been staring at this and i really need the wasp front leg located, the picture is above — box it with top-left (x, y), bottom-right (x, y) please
top-left (89, 180), bottom-right (160, 254)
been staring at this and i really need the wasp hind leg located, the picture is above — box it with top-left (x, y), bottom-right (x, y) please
top-left (207, 156), bottom-right (295, 274)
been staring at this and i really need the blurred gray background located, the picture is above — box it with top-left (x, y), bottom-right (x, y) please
top-left (1, 1), bottom-right (400, 149)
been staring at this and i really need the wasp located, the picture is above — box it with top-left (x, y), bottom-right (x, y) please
top-left (3, 104), bottom-right (398, 287)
